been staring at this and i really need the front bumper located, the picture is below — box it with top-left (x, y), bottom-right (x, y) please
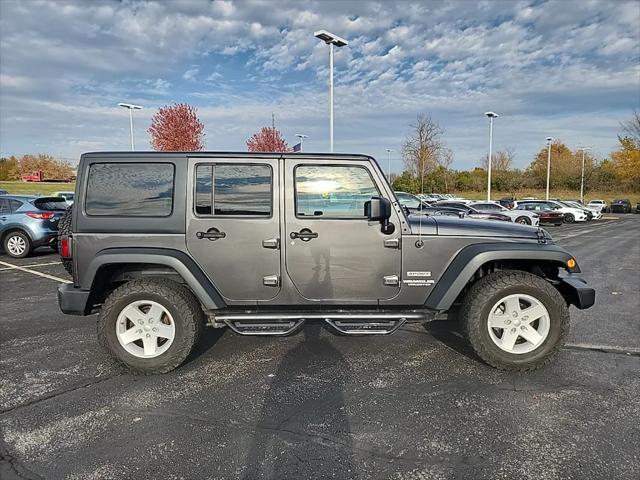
top-left (558, 275), bottom-right (595, 309)
top-left (58, 284), bottom-right (91, 315)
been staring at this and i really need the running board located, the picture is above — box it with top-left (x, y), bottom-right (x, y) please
top-left (213, 311), bottom-right (429, 336)
top-left (325, 318), bottom-right (406, 335)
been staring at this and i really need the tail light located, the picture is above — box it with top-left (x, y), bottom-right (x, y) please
top-left (26, 211), bottom-right (54, 220)
top-left (60, 237), bottom-right (71, 258)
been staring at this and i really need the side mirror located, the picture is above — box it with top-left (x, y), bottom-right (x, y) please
top-left (364, 196), bottom-right (394, 234)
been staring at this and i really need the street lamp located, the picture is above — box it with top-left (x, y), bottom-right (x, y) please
top-left (314, 29), bottom-right (348, 153)
top-left (577, 146), bottom-right (592, 203)
top-left (295, 134), bottom-right (308, 152)
top-left (118, 103), bottom-right (142, 151)
top-left (545, 137), bottom-right (554, 200)
top-left (484, 112), bottom-right (499, 201)
top-left (386, 149), bottom-right (392, 180)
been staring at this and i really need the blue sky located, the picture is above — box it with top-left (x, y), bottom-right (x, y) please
top-left (0, 0), bottom-right (638, 172)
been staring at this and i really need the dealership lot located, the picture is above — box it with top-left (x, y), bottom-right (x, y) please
top-left (1, 216), bottom-right (639, 479)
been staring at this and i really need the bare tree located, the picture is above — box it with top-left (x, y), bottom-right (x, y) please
top-left (401, 115), bottom-right (446, 181)
top-left (620, 109), bottom-right (640, 145)
top-left (480, 148), bottom-right (515, 171)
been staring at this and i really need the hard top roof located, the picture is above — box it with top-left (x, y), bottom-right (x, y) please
top-left (81, 151), bottom-right (376, 161)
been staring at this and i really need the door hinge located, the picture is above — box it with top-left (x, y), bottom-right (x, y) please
top-left (383, 275), bottom-right (400, 286)
top-left (263, 275), bottom-right (280, 287)
top-left (384, 238), bottom-right (401, 249)
top-left (262, 238), bottom-right (280, 249)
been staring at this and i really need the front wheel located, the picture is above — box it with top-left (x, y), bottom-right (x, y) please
top-left (460, 270), bottom-right (569, 371)
top-left (98, 278), bottom-right (205, 374)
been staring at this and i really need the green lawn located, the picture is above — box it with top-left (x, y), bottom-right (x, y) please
top-left (0, 181), bottom-right (76, 196)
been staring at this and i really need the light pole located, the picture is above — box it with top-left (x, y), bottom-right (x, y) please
top-left (545, 137), bottom-right (554, 200)
top-left (314, 30), bottom-right (348, 153)
top-left (295, 134), bottom-right (308, 152)
top-left (118, 103), bottom-right (142, 151)
top-left (577, 146), bottom-right (592, 203)
top-left (386, 149), bottom-right (392, 180)
top-left (484, 112), bottom-right (499, 201)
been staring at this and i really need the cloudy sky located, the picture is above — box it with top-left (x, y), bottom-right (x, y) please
top-left (1, 0), bottom-right (638, 171)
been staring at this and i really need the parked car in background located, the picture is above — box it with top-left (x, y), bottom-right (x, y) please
top-left (498, 197), bottom-right (516, 209)
top-left (469, 201), bottom-right (540, 226)
top-left (0, 195), bottom-right (67, 258)
top-left (432, 202), bottom-right (512, 222)
top-left (52, 191), bottom-right (75, 206)
top-left (563, 200), bottom-right (602, 220)
top-left (0, 189), bottom-right (8, 195)
top-left (553, 200), bottom-right (593, 220)
top-left (394, 192), bottom-right (432, 213)
top-left (587, 199), bottom-right (607, 213)
top-left (610, 199), bottom-right (632, 213)
top-left (515, 202), bottom-right (564, 226)
top-left (517, 200), bottom-right (588, 223)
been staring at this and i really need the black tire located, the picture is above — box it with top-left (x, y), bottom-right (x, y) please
top-left (460, 270), bottom-right (569, 372)
top-left (3, 230), bottom-right (32, 258)
top-left (57, 205), bottom-right (73, 275)
top-left (564, 213), bottom-right (575, 223)
top-left (515, 216), bottom-right (531, 225)
top-left (98, 278), bottom-right (205, 374)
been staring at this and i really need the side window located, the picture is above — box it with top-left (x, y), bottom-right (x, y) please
top-left (295, 165), bottom-right (378, 218)
top-left (0, 198), bottom-right (9, 214)
top-left (195, 163), bottom-right (272, 216)
top-left (9, 199), bottom-right (23, 212)
top-left (85, 163), bottom-right (174, 216)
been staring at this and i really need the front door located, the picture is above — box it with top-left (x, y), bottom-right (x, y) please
top-left (283, 159), bottom-right (402, 302)
top-left (186, 158), bottom-right (281, 301)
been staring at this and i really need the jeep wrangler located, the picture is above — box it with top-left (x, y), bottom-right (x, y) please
top-left (57, 152), bottom-right (595, 374)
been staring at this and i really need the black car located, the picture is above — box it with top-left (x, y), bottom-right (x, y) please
top-left (610, 199), bottom-right (632, 214)
top-left (499, 197), bottom-right (516, 209)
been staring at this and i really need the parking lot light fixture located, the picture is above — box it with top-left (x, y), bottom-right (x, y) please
top-left (484, 112), bottom-right (499, 201)
top-left (545, 137), bottom-right (554, 201)
top-left (577, 146), bottom-right (592, 204)
top-left (295, 134), bottom-right (308, 152)
top-left (314, 30), bottom-right (348, 153)
top-left (118, 103), bottom-right (142, 151)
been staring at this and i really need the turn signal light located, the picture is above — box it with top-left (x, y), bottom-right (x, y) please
top-left (567, 258), bottom-right (576, 269)
top-left (26, 212), bottom-right (54, 220)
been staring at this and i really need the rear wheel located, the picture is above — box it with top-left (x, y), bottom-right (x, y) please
top-left (57, 205), bottom-right (73, 275)
top-left (98, 278), bottom-right (205, 374)
top-left (460, 270), bottom-right (569, 371)
top-left (515, 216), bottom-right (531, 225)
top-left (564, 213), bottom-right (575, 223)
top-left (3, 231), bottom-right (32, 258)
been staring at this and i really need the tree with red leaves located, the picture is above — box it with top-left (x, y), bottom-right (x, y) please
top-left (246, 127), bottom-right (291, 152)
top-left (148, 103), bottom-right (205, 151)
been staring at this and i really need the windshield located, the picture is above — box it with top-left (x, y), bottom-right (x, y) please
top-left (395, 193), bottom-right (421, 208)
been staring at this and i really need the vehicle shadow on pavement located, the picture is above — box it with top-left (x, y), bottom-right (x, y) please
top-left (184, 327), bottom-right (227, 366)
top-left (422, 318), bottom-right (483, 365)
top-left (242, 325), bottom-right (355, 479)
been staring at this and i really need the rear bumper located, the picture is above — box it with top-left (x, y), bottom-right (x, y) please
top-left (558, 275), bottom-right (595, 310)
top-left (57, 284), bottom-right (91, 315)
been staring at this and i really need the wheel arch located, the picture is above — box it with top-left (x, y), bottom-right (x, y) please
top-left (1, 225), bottom-right (34, 243)
top-left (424, 243), bottom-right (579, 311)
top-left (84, 248), bottom-right (226, 310)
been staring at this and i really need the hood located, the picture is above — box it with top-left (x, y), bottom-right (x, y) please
top-left (407, 214), bottom-right (542, 239)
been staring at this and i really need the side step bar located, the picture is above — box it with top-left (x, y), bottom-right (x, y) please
top-left (213, 311), bottom-right (430, 336)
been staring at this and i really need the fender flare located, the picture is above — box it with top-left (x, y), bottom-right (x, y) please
top-left (84, 247), bottom-right (226, 310)
top-left (424, 243), bottom-right (578, 311)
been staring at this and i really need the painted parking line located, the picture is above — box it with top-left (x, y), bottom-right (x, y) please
top-left (0, 261), bottom-right (61, 271)
top-left (0, 259), bottom-right (71, 284)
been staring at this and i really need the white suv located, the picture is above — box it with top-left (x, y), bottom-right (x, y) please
top-left (587, 199), bottom-right (607, 213)
top-left (518, 200), bottom-right (588, 223)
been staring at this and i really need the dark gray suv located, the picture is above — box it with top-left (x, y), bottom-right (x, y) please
top-left (57, 152), bottom-right (595, 374)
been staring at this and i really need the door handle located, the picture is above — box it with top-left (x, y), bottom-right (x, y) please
top-left (289, 228), bottom-right (318, 242)
top-left (196, 228), bottom-right (226, 241)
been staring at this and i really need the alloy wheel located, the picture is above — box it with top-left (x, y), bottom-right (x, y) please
top-left (116, 300), bottom-right (176, 358)
top-left (6, 235), bottom-right (27, 256)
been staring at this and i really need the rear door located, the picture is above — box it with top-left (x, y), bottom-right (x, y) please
top-left (0, 198), bottom-right (9, 232)
top-left (186, 157), bottom-right (281, 301)
top-left (283, 158), bottom-right (402, 302)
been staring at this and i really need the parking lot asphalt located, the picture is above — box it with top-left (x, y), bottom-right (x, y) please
top-left (1, 215), bottom-right (639, 480)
